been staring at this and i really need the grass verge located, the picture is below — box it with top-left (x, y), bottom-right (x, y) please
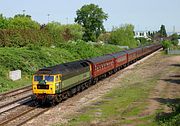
top-left (57, 54), bottom-right (180, 126)
top-left (60, 72), bottom-right (160, 126)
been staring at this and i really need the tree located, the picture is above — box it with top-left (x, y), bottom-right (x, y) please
top-left (161, 40), bottom-right (172, 49)
top-left (8, 14), bottom-right (40, 29)
top-left (75, 4), bottom-right (108, 42)
top-left (109, 24), bottom-right (138, 48)
top-left (170, 33), bottom-right (179, 46)
top-left (97, 32), bottom-right (111, 43)
top-left (45, 22), bottom-right (83, 43)
top-left (159, 25), bottom-right (167, 37)
top-left (0, 14), bottom-right (9, 29)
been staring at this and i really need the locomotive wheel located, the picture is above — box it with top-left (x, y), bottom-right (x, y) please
top-left (62, 92), bottom-right (68, 100)
top-left (85, 82), bottom-right (89, 88)
top-left (77, 85), bottom-right (81, 92)
top-left (67, 90), bottom-right (73, 97)
top-left (93, 78), bottom-right (98, 84)
top-left (81, 84), bottom-right (85, 90)
top-left (37, 100), bottom-right (43, 105)
top-left (55, 94), bottom-right (62, 103)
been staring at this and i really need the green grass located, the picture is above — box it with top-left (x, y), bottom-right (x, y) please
top-left (0, 41), bottom-right (121, 93)
top-left (0, 77), bottom-right (31, 92)
top-left (63, 74), bottom-right (159, 126)
top-left (57, 54), bottom-right (180, 126)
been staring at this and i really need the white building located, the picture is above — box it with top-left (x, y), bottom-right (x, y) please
top-left (134, 31), bottom-right (148, 38)
top-left (178, 39), bottom-right (180, 45)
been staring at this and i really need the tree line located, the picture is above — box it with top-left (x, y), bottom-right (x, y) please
top-left (1, 3), bottom-right (178, 48)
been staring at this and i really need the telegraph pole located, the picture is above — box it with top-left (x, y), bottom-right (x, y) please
top-left (66, 17), bottom-right (68, 24)
top-left (22, 10), bottom-right (26, 15)
top-left (47, 14), bottom-right (50, 23)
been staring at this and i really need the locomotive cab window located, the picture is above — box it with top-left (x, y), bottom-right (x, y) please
top-left (45, 75), bottom-right (54, 82)
top-left (34, 75), bottom-right (43, 81)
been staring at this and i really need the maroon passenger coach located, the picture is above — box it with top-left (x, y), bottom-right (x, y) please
top-left (87, 55), bottom-right (115, 80)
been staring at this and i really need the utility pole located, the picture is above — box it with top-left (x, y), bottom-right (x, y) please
top-left (173, 26), bottom-right (175, 33)
top-left (47, 14), bottom-right (50, 23)
top-left (22, 10), bottom-right (26, 15)
top-left (66, 17), bottom-right (68, 24)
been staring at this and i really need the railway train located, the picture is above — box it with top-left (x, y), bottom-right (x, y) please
top-left (31, 43), bottom-right (162, 104)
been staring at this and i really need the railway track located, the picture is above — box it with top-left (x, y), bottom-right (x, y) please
top-left (0, 103), bottom-right (50, 126)
top-left (0, 95), bottom-right (32, 115)
top-left (0, 85), bottom-right (33, 115)
top-left (0, 85), bottom-right (31, 101)
top-left (0, 87), bottom-right (50, 126)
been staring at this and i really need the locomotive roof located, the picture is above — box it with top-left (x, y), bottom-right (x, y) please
top-left (35, 60), bottom-right (89, 75)
top-left (110, 51), bottom-right (127, 58)
top-left (86, 54), bottom-right (114, 64)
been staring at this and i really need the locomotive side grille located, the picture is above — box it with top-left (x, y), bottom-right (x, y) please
top-left (37, 85), bottom-right (49, 89)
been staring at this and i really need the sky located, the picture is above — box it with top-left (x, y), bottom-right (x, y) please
top-left (0, 0), bottom-right (179, 32)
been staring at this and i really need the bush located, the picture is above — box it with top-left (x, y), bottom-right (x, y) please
top-left (0, 29), bottom-right (53, 47)
top-left (170, 33), bottom-right (179, 46)
top-left (109, 24), bottom-right (138, 48)
top-left (45, 22), bottom-right (84, 46)
top-left (157, 102), bottom-right (180, 126)
top-left (135, 37), bottom-right (152, 46)
top-left (0, 14), bottom-right (40, 30)
top-left (0, 14), bottom-right (9, 29)
top-left (97, 32), bottom-right (111, 43)
top-left (57, 40), bottom-right (121, 59)
top-left (161, 40), bottom-right (172, 49)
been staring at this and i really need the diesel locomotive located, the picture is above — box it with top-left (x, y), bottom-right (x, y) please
top-left (31, 43), bottom-right (162, 104)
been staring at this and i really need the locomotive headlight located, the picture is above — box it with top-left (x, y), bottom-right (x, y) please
top-left (56, 83), bottom-right (59, 88)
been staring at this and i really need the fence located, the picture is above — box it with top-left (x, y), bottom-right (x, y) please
top-left (167, 48), bottom-right (180, 55)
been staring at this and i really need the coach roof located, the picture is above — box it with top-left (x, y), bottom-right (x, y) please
top-left (110, 51), bottom-right (127, 58)
top-left (86, 54), bottom-right (114, 64)
top-left (123, 48), bottom-right (137, 54)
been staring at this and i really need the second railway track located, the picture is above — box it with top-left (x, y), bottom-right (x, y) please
top-left (0, 85), bottom-right (32, 101)
top-left (0, 95), bottom-right (32, 114)
top-left (0, 103), bottom-right (50, 126)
